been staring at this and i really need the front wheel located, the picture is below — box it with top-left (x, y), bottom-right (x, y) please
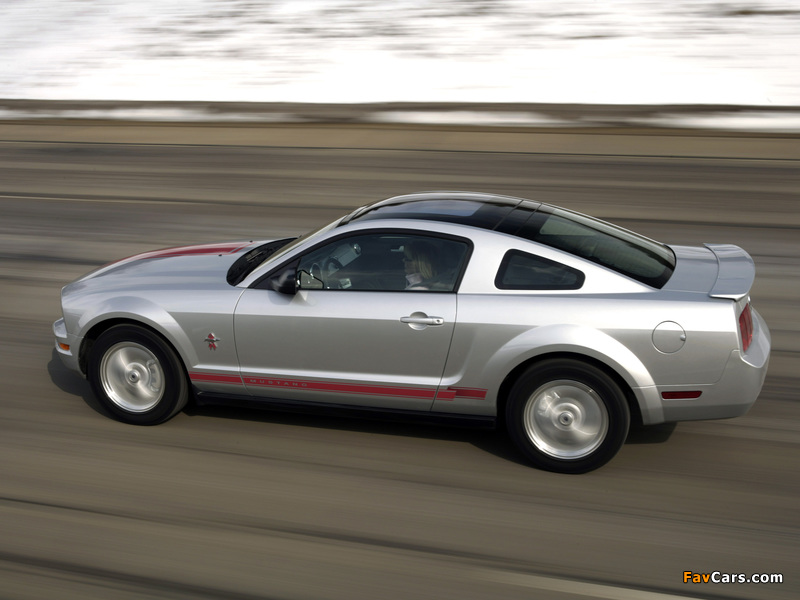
top-left (88, 324), bottom-right (189, 425)
top-left (506, 359), bottom-right (630, 473)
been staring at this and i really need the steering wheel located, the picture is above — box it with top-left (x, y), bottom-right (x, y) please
top-left (322, 257), bottom-right (343, 275)
top-left (310, 262), bottom-right (322, 282)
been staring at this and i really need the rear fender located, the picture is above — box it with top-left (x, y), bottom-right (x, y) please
top-left (490, 324), bottom-right (663, 424)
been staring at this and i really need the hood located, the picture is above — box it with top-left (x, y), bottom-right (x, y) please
top-left (64, 241), bottom-right (261, 294)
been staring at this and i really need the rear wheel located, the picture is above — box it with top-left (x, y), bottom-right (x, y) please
top-left (88, 325), bottom-right (189, 425)
top-left (506, 359), bottom-right (630, 473)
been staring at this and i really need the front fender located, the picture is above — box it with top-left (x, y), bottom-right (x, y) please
top-left (73, 295), bottom-right (198, 370)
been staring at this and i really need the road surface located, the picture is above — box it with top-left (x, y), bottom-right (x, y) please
top-left (0, 121), bottom-right (797, 599)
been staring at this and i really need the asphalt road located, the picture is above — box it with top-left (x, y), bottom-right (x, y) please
top-left (0, 124), bottom-right (797, 599)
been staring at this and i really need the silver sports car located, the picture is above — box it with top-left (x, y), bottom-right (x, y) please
top-left (54, 192), bottom-right (770, 473)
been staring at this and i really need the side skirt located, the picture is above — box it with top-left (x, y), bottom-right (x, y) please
top-left (193, 390), bottom-right (497, 429)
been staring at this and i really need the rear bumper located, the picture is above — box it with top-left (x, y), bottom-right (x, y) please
top-left (660, 308), bottom-right (770, 422)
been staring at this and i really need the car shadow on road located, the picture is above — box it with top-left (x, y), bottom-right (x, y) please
top-left (49, 348), bottom-right (676, 467)
top-left (625, 421), bottom-right (677, 444)
top-left (184, 397), bottom-right (677, 466)
top-left (47, 348), bottom-right (116, 419)
top-left (185, 399), bottom-right (533, 466)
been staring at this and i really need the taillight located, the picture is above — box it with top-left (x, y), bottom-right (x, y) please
top-left (738, 303), bottom-right (753, 352)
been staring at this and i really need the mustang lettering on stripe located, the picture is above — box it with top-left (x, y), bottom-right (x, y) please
top-left (189, 374), bottom-right (488, 402)
top-left (244, 377), bottom-right (437, 400)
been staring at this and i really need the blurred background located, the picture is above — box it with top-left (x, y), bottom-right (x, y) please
top-left (1, 0), bottom-right (800, 127)
top-left (0, 2), bottom-right (798, 599)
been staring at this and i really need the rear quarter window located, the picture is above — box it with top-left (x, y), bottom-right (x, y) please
top-left (495, 250), bottom-right (585, 290)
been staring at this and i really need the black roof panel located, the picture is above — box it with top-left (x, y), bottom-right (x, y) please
top-left (343, 192), bottom-right (675, 288)
top-left (344, 192), bottom-right (540, 231)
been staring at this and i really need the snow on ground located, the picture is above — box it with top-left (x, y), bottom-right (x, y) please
top-left (1, 1), bottom-right (798, 129)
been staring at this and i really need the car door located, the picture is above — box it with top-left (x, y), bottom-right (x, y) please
top-left (233, 231), bottom-right (471, 411)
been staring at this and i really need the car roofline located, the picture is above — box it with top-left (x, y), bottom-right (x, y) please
top-left (341, 190), bottom-right (538, 225)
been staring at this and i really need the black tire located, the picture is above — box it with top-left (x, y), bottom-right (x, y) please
top-left (506, 359), bottom-right (630, 474)
top-left (87, 324), bottom-right (189, 425)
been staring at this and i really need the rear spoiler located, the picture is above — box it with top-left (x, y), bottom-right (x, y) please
top-left (705, 243), bottom-right (755, 301)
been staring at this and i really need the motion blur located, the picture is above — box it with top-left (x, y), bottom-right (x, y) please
top-left (0, 117), bottom-right (797, 598)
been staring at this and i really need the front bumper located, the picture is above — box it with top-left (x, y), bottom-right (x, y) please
top-left (53, 318), bottom-right (83, 375)
top-left (660, 308), bottom-right (770, 422)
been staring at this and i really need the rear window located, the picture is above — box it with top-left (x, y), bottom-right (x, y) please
top-left (518, 208), bottom-right (675, 288)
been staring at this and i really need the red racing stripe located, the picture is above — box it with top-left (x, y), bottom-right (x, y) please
top-left (191, 373), bottom-right (488, 403)
top-left (189, 372), bottom-right (244, 385)
top-left (243, 377), bottom-right (437, 400)
top-left (435, 387), bottom-right (489, 401)
top-left (435, 389), bottom-right (457, 401)
top-left (136, 242), bottom-right (251, 260)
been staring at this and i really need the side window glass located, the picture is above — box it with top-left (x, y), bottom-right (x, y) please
top-left (495, 250), bottom-right (584, 290)
top-left (297, 233), bottom-right (469, 292)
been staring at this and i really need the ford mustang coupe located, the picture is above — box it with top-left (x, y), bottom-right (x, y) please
top-left (54, 192), bottom-right (770, 473)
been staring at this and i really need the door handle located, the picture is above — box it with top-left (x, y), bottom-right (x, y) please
top-left (401, 315), bottom-right (444, 326)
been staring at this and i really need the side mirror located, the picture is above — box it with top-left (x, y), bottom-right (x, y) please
top-left (297, 269), bottom-right (324, 290)
top-left (269, 265), bottom-right (297, 295)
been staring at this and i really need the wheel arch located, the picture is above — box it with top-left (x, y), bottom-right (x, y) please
top-left (83, 319), bottom-right (192, 425)
top-left (496, 351), bottom-right (644, 429)
top-left (79, 317), bottom-right (189, 378)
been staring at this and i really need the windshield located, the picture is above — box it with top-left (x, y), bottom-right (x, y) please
top-left (226, 238), bottom-right (296, 286)
top-left (246, 217), bottom-right (344, 278)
